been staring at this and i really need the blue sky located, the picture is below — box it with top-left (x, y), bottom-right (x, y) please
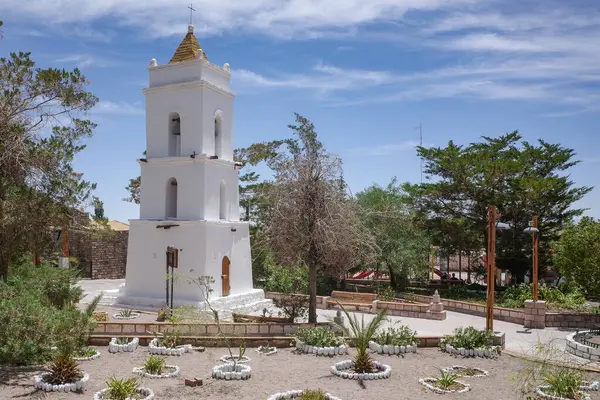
top-left (1, 0), bottom-right (599, 223)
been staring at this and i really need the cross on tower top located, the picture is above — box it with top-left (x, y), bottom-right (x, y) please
top-left (188, 3), bottom-right (196, 26)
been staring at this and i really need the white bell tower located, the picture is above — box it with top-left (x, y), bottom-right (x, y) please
top-left (117, 25), bottom-right (267, 314)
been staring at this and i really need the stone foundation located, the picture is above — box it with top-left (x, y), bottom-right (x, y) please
top-left (566, 331), bottom-right (600, 362)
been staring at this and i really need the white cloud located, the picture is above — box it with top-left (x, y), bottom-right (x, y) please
top-left (53, 54), bottom-right (116, 69)
top-left (0, 0), bottom-right (474, 39)
top-left (91, 101), bottom-right (144, 116)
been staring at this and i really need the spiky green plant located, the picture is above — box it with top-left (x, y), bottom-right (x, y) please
top-left (334, 304), bottom-right (388, 373)
top-left (542, 368), bottom-right (583, 399)
top-left (105, 376), bottom-right (140, 400)
top-left (435, 368), bottom-right (460, 390)
top-left (142, 355), bottom-right (166, 375)
top-left (47, 354), bottom-right (83, 384)
top-left (117, 309), bottom-right (133, 318)
top-left (116, 337), bottom-right (131, 345)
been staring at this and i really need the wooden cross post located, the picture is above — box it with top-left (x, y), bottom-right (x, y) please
top-left (485, 206), bottom-right (497, 332)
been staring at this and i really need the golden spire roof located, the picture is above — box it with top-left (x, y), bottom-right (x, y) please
top-left (169, 25), bottom-right (208, 64)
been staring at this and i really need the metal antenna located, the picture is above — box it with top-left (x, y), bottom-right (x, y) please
top-left (188, 3), bottom-right (196, 25)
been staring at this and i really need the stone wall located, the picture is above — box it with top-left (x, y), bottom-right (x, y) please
top-left (90, 230), bottom-right (129, 279)
top-left (545, 312), bottom-right (600, 329)
top-left (68, 229), bottom-right (93, 277)
top-left (401, 293), bottom-right (525, 325)
top-left (566, 331), bottom-right (600, 361)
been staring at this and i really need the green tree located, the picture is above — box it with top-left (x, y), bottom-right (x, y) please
top-left (266, 113), bottom-right (377, 322)
top-left (0, 23), bottom-right (99, 280)
top-left (553, 217), bottom-right (600, 297)
top-left (407, 132), bottom-right (592, 280)
top-left (356, 178), bottom-right (431, 290)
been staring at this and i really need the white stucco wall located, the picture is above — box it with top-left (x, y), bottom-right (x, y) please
top-left (123, 220), bottom-right (252, 304)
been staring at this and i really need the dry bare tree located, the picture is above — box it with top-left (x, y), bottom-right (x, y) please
top-left (266, 113), bottom-right (378, 322)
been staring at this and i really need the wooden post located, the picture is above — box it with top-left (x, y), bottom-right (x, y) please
top-left (532, 216), bottom-right (539, 301)
top-left (486, 206), bottom-right (497, 332)
top-left (61, 227), bottom-right (69, 258)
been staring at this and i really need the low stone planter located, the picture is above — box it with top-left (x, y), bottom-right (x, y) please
top-left (93, 387), bottom-right (154, 400)
top-left (330, 360), bottom-right (392, 380)
top-left (443, 365), bottom-right (489, 378)
top-left (369, 341), bottom-right (417, 355)
top-left (419, 377), bottom-right (471, 394)
top-left (148, 338), bottom-right (192, 356)
top-left (220, 355), bottom-right (251, 364)
top-left (112, 312), bottom-right (141, 320)
top-left (33, 372), bottom-right (89, 392)
top-left (132, 365), bottom-right (180, 379)
top-left (212, 363), bottom-right (252, 380)
top-left (267, 390), bottom-right (342, 400)
top-left (73, 349), bottom-right (101, 361)
top-left (297, 341), bottom-right (348, 357)
top-left (256, 346), bottom-right (277, 356)
top-left (108, 337), bottom-right (139, 353)
top-left (440, 344), bottom-right (501, 358)
top-left (534, 385), bottom-right (591, 400)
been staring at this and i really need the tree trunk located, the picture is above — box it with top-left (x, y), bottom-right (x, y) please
top-left (308, 257), bottom-right (318, 323)
top-left (467, 252), bottom-right (471, 284)
top-left (458, 250), bottom-right (462, 280)
top-left (388, 263), bottom-right (397, 289)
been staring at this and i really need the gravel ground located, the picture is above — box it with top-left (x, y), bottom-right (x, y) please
top-left (2, 347), bottom-right (600, 400)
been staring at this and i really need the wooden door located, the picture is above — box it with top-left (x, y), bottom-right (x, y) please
top-left (221, 256), bottom-right (230, 296)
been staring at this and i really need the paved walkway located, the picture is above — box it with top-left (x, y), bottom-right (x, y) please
top-left (77, 279), bottom-right (594, 367)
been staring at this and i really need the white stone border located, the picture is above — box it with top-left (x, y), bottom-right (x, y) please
top-left (34, 372), bottom-right (89, 392)
top-left (330, 360), bottom-right (392, 380)
top-left (369, 341), bottom-right (417, 355)
top-left (296, 341), bottom-right (348, 357)
top-left (440, 343), bottom-right (501, 358)
top-left (267, 390), bottom-right (342, 400)
top-left (535, 385), bottom-right (591, 400)
top-left (132, 365), bottom-right (180, 379)
top-left (212, 363), bottom-right (252, 380)
top-left (256, 346), bottom-right (278, 356)
top-left (443, 365), bottom-right (489, 378)
top-left (73, 349), bottom-right (101, 361)
top-left (148, 338), bottom-right (192, 356)
top-left (112, 312), bottom-right (141, 320)
top-left (566, 331), bottom-right (600, 362)
top-left (109, 337), bottom-right (139, 353)
top-left (220, 355), bottom-right (251, 364)
top-left (93, 387), bottom-right (154, 400)
top-left (419, 377), bottom-right (471, 394)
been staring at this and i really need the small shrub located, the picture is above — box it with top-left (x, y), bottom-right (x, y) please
top-left (440, 326), bottom-right (493, 350)
top-left (47, 355), bottom-right (83, 384)
top-left (117, 309), bottom-right (133, 318)
top-left (143, 355), bottom-right (166, 375)
top-left (116, 337), bottom-right (131, 345)
top-left (92, 312), bottom-right (108, 322)
top-left (374, 325), bottom-right (417, 346)
top-left (105, 376), bottom-right (140, 400)
top-left (153, 329), bottom-right (181, 348)
top-left (434, 369), bottom-right (461, 390)
top-left (264, 263), bottom-right (309, 321)
top-left (295, 326), bottom-right (342, 347)
top-left (542, 368), bottom-right (583, 399)
top-left (376, 286), bottom-right (396, 301)
top-left (76, 347), bottom-right (97, 358)
top-left (298, 389), bottom-right (327, 400)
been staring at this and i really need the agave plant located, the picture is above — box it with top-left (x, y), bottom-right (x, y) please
top-left (117, 309), bottom-right (133, 318)
top-left (105, 376), bottom-right (140, 400)
top-left (142, 355), bottom-right (166, 375)
top-left (334, 305), bottom-right (388, 373)
top-left (46, 355), bottom-right (83, 385)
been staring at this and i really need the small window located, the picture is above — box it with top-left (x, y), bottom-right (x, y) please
top-left (168, 112), bottom-right (181, 157)
top-left (166, 178), bottom-right (178, 219)
top-left (214, 110), bottom-right (223, 158)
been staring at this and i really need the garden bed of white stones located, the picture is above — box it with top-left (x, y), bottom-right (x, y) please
top-left (212, 363), bottom-right (252, 380)
top-left (93, 387), bottom-right (154, 400)
top-left (256, 346), bottom-right (277, 356)
top-left (419, 377), bottom-right (471, 394)
top-left (534, 385), bottom-right (591, 400)
top-left (368, 341), bottom-right (417, 355)
top-left (108, 337), bottom-right (139, 353)
top-left (296, 341), bottom-right (348, 357)
top-left (220, 355), bottom-right (251, 364)
top-left (73, 349), bottom-right (101, 361)
top-left (34, 372), bottom-right (90, 392)
top-left (440, 344), bottom-right (501, 358)
top-left (330, 360), bottom-right (392, 380)
top-left (148, 338), bottom-right (192, 356)
top-left (443, 365), bottom-right (489, 377)
top-left (112, 312), bottom-right (141, 320)
top-left (267, 390), bottom-right (342, 400)
top-left (132, 365), bottom-right (180, 379)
